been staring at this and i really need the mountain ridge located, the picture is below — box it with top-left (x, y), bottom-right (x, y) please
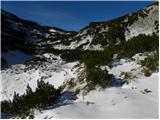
top-left (1, 2), bottom-right (159, 118)
top-left (1, 2), bottom-right (159, 66)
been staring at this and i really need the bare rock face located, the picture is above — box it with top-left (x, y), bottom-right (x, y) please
top-left (125, 2), bottom-right (159, 40)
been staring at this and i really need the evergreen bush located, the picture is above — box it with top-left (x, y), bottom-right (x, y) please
top-left (1, 80), bottom-right (62, 118)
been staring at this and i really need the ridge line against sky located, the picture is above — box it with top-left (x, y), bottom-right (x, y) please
top-left (1, 1), bottom-right (155, 31)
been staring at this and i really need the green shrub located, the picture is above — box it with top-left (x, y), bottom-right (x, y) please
top-left (119, 34), bottom-right (159, 58)
top-left (83, 49), bottom-right (114, 68)
top-left (91, 25), bottom-right (125, 46)
top-left (43, 47), bottom-right (63, 55)
top-left (86, 67), bottom-right (114, 90)
top-left (59, 34), bottom-right (158, 69)
top-left (61, 49), bottom-right (85, 62)
top-left (1, 80), bottom-right (62, 118)
top-left (84, 34), bottom-right (158, 68)
top-left (141, 52), bottom-right (159, 71)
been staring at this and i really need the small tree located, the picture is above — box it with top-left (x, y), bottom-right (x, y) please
top-left (86, 67), bottom-right (114, 90)
top-left (1, 80), bottom-right (62, 118)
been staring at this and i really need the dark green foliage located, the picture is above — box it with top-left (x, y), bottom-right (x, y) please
top-left (1, 100), bottom-right (12, 115)
top-left (91, 33), bottom-right (108, 46)
top-left (61, 49), bottom-right (85, 62)
top-left (35, 80), bottom-right (62, 107)
top-left (119, 34), bottom-right (159, 58)
top-left (1, 80), bottom-right (62, 118)
top-left (61, 32), bottom-right (77, 45)
top-left (83, 34), bottom-right (158, 90)
top-left (42, 47), bottom-right (64, 55)
top-left (84, 34), bottom-right (158, 68)
top-left (141, 52), bottom-right (159, 71)
top-left (60, 34), bottom-right (158, 71)
top-left (105, 26), bottom-right (125, 43)
top-left (59, 35), bottom-right (72, 46)
top-left (86, 67), bottom-right (114, 90)
top-left (83, 45), bottom-right (116, 68)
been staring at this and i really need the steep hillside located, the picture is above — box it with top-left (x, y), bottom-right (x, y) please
top-left (1, 9), bottom-right (76, 66)
top-left (51, 2), bottom-right (158, 50)
top-left (1, 2), bottom-right (158, 67)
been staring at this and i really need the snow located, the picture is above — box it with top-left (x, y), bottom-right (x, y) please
top-left (70, 35), bottom-right (93, 49)
top-left (49, 29), bottom-right (56, 33)
top-left (33, 56), bottom-right (158, 119)
top-left (1, 67), bottom-right (39, 100)
top-left (1, 52), bottom-right (158, 118)
top-left (1, 53), bottom-right (79, 101)
top-left (34, 73), bottom-right (158, 118)
top-left (86, 44), bottom-right (104, 50)
top-left (109, 60), bottom-right (141, 78)
top-left (1, 3), bottom-right (158, 118)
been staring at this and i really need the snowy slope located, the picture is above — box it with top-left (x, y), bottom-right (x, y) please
top-left (1, 2), bottom-right (159, 119)
top-left (34, 57), bottom-right (158, 118)
top-left (1, 54), bottom-right (158, 118)
top-left (1, 53), bottom-right (79, 101)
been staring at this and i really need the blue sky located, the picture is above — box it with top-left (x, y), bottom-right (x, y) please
top-left (2, 1), bottom-right (154, 31)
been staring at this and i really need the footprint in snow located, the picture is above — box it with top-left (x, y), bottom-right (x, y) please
top-left (124, 96), bottom-right (127, 99)
top-left (140, 88), bottom-right (152, 94)
top-left (86, 101), bottom-right (95, 106)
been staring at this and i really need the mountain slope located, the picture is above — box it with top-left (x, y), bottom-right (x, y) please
top-left (34, 61), bottom-right (158, 118)
top-left (1, 2), bottom-right (158, 56)
top-left (1, 2), bottom-right (159, 119)
top-left (1, 9), bottom-right (76, 66)
top-left (51, 2), bottom-right (158, 50)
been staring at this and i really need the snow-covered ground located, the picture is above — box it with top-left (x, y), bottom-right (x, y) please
top-left (1, 53), bottom-right (79, 101)
top-left (34, 55), bottom-right (158, 119)
top-left (35, 72), bottom-right (158, 118)
top-left (1, 53), bottom-right (158, 118)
